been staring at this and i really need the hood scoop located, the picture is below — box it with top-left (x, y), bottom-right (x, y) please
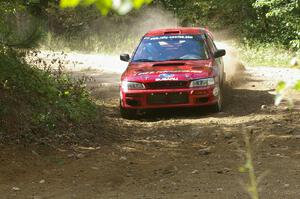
top-left (152, 62), bottom-right (185, 67)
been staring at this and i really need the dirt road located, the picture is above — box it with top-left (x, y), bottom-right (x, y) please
top-left (1, 53), bottom-right (300, 199)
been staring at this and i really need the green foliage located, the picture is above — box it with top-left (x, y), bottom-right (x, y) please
top-left (275, 81), bottom-right (286, 106)
top-left (36, 0), bottom-right (300, 54)
top-left (155, 0), bottom-right (255, 28)
top-left (155, 0), bottom-right (299, 50)
top-left (60, 0), bottom-right (81, 8)
top-left (0, 0), bottom-right (44, 48)
top-left (0, 50), bottom-right (96, 136)
top-left (60, 0), bottom-right (152, 15)
top-left (275, 79), bottom-right (300, 106)
top-left (294, 80), bottom-right (300, 91)
top-left (276, 81), bottom-right (286, 93)
top-left (251, 0), bottom-right (300, 49)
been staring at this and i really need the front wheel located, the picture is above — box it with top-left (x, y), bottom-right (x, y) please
top-left (210, 86), bottom-right (223, 112)
top-left (120, 103), bottom-right (137, 119)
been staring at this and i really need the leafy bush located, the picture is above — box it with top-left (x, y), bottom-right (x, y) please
top-left (0, 49), bottom-right (96, 141)
top-left (155, 0), bottom-right (299, 51)
top-left (251, 0), bottom-right (300, 49)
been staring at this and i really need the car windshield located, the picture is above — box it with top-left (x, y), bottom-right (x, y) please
top-left (132, 35), bottom-right (209, 62)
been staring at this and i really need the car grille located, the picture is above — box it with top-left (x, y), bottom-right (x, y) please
top-left (147, 92), bottom-right (189, 105)
top-left (146, 81), bottom-right (188, 89)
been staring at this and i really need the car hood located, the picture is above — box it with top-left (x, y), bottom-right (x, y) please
top-left (121, 60), bottom-right (214, 82)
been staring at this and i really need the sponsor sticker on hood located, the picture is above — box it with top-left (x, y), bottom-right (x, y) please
top-left (155, 73), bottom-right (178, 81)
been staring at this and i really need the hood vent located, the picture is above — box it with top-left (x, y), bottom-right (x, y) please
top-left (152, 62), bottom-right (185, 67)
top-left (164, 30), bottom-right (181, 35)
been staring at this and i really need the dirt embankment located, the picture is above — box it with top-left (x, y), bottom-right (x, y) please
top-left (1, 50), bottom-right (300, 199)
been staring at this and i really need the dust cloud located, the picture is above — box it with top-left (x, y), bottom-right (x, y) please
top-left (77, 6), bottom-right (179, 72)
top-left (90, 8), bottom-right (246, 83)
top-left (215, 41), bottom-right (246, 82)
top-left (129, 7), bottom-right (179, 36)
top-left (40, 6), bottom-right (246, 84)
top-left (212, 30), bottom-right (246, 84)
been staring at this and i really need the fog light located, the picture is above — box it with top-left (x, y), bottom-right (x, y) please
top-left (213, 87), bottom-right (219, 96)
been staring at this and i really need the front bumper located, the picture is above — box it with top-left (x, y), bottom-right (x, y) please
top-left (120, 86), bottom-right (218, 109)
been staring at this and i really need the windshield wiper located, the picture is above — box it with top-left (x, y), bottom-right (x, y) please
top-left (133, 59), bottom-right (157, 62)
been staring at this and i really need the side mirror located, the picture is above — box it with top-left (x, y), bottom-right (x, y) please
top-left (213, 49), bottom-right (226, 58)
top-left (120, 53), bottom-right (130, 62)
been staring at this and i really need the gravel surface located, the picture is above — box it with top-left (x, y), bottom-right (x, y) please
top-left (2, 51), bottom-right (299, 199)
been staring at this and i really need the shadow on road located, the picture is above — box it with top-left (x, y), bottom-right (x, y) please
top-left (130, 86), bottom-right (274, 121)
top-left (71, 69), bottom-right (275, 121)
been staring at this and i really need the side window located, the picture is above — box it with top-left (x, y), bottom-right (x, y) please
top-left (205, 34), bottom-right (217, 53)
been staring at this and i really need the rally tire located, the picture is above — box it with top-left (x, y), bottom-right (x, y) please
top-left (120, 103), bottom-right (138, 119)
top-left (210, 86), bottom-right (223, 113)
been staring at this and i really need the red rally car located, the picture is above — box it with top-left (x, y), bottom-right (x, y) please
top-left (119, 27), bottom-right (226, 119)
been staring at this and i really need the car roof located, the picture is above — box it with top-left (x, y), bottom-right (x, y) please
top-left (144, 27), bottom-right (211, 37)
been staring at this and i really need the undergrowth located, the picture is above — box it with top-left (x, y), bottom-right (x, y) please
top-left (0, 48), bottom-right (97, 145)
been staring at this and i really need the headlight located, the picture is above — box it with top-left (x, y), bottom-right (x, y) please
top-left (121, 81), bottom-right (145, 90)
top-left (189, 78), bottom-right (215, 87)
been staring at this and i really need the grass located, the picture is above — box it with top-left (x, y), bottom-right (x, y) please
top-left (41, 31), bottom-right (140, 54)
top-left (236, 42), bottom-right (300, 67)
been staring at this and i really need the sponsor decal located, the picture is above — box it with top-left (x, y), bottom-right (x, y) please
top-left (137, 70), bottom-right (203, 76)
top-left (155, 73), bottom-right (178, 81)
top-left (155, 77), bottom-right (178, 81)
top-left (144, 35), bottom-right (194, 40)
top-left (159, 73), bottom-right (174, 78)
